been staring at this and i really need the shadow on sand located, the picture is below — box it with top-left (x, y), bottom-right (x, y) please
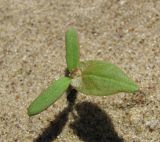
top-left (34, 99), bottom-right (123, 142)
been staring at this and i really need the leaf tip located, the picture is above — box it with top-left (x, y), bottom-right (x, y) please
top-left (127, 80), bottom-right (139, 93)
top-left (27, 102), bottom-right (40, 116)
top-left (27, 105), bottom-right (35, 117)
top-left (66, 27), bottom-right (76, 32)
top-left (132, 83), bottom-right (139, 92)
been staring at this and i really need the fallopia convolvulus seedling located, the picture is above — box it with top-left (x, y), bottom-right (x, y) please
top-left (28, 27), bottom-right (139, 116)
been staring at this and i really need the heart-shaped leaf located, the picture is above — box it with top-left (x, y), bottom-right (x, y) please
top-left (71, 60), bottom-right (138, 96)
top-left (65, 27), bottom-right (79, 72)
top-left (28, 77), bottom-right (71, 116)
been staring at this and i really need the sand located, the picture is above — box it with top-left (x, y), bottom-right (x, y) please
top-left (0, 0), bottom-right (160, 142)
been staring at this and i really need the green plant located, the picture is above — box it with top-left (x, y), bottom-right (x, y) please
top-left (28, 27), bottom-right (139, 116)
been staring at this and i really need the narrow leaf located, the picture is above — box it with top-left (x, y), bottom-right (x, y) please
top-left (65, 27), bottom-right (79, 72)
top-left (28, 77), bottom-right (71, 116)
top-left (71, 60), bottom-right (138, 96)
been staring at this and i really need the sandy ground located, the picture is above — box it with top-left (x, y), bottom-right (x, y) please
top-left (0, 0), bottom-right (160, 142)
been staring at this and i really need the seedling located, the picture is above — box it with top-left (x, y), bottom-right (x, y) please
top-left (28, 27), bottom-right (139, 116)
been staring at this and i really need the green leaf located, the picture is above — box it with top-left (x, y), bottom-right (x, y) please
top-left (28, 77), bottom-right (71, 116)
top-left (65, 27), bottom-right (79, 72)
top-left (71, 60), bottom-right (139, 96)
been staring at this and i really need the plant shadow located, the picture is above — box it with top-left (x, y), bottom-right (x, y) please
top-left (70, 101), bottom-right (124, 142)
